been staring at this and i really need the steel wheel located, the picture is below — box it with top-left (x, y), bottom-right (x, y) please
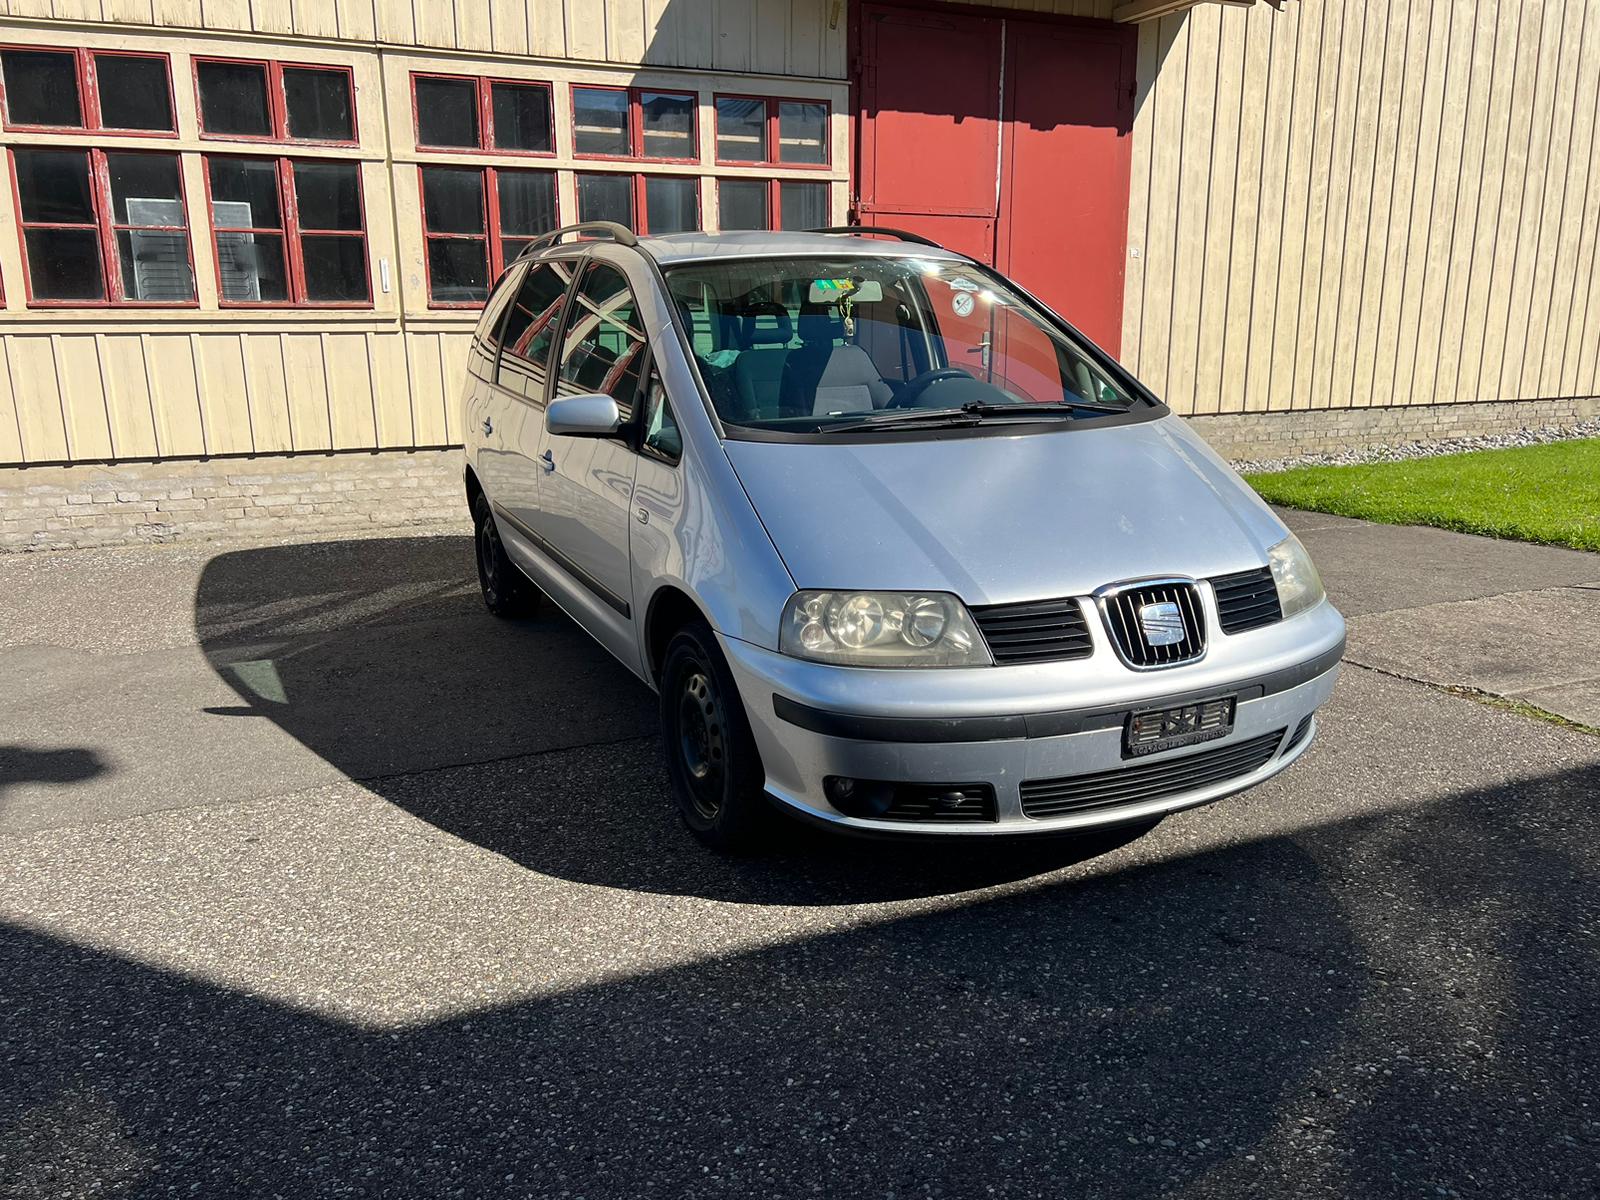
top-left (677, 669), bottom-right (726, 819)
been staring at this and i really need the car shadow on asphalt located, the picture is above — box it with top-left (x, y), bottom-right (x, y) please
top-left (192, 537), bottom-right (1139, 905)
top-left (5, 757), bottom-right (1599, 1197)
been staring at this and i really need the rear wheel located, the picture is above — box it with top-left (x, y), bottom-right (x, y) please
top-left (660, 620), bottom-right (771, 852)
top-left (472, 491), bottom-right (537, 618)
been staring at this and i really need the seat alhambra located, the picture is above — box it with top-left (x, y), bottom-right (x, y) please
top-left (460, 224), bottom-right (1344, 850)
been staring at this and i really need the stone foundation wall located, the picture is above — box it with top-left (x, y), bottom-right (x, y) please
top-left (1186, 397), bottom-right (1600, 461)
top-left (0, 450), bottom-right (468, 552)
top-left (2, 395), bottom-right (1597, 551)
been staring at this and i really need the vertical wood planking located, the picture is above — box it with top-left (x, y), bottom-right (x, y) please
top-left (325, 332), bottom-right (379, 449)
top-left (242, 334), bottom-right (293, 454)
top-left (99, 334), bottom-right (159, 459)
top-left (144, 334), bottom-right (206, 458)
top-left (1190, 6), bottom-right (1245, 416)
top-left (194, 334), bottom-right (254, 455)
top-left (1216, 4), bottom-right (1270, 413)
top-left (250, 0), bottom-right (294, 36)
top-left (1540, 5), bottom-right (1600, 396)
top-left (1137, 14), bottom-right (1186, 403)
top-left (369, 332), bottom-right (415, 448)
top-left (1164, 9), bottom-right (1219, 416)
top-left (565, 0), bottom-right (606, 59)
top-left (281, 333), bottom-right (333, 451)
top-left (154, 0), bottom-right (204, 26)
top-left (0, 339), bottom-right (26, 466)
top-left (10, 338), bottom-right (69, 463)
top-left (406, 333), bottom-right (449, 445)
top-left (291, 0), bottom-right (338, 37)
top-left (456, 0), bottom-right (494, 51)
top-left (374, 0), bottom-right (416, 45)
top-left (414, 1), bottom-right (458, 49)
top-left (52, 335), bottom-right (114, 462)
top-left (1306, 0), bottom-right (1363, 410)
top-left (1558, 25), bottom-right (1600, 395)
top-left (202, 0), bottom-right (252, 32)
top-left (1119, 18), bottom-right (1160, 376)
top-left (440, 332), bottom-right (470, 443)
top-left (1286, 0), bottom-right (1342, 411)
top-left (491, 0), bottom-right (531, 55)
top-left (606, 0), bottom-right (647, 64)
top-left (714, 0), bottom-right (753, 73)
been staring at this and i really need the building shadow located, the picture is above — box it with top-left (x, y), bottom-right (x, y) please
top-left (4, 756), bottom-right (1597, 1197)
top-left (192, 537), bottom-right (1146, 905)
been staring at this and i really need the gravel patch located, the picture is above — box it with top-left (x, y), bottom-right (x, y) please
top-left (1233, 419), bottom-right (1600, 474)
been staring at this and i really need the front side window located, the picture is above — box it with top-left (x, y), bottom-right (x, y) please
top-left (196, 59), bottom-right (355, 143)
top-left (413, 73), bottom-right (553, 155)
top-left (497, 258), bottom-right (576, 401)
top-left (664, 255), bottom-right (1143, 435)
top-left (572, 85), bottom-right (697, 161)
top-left (556, 262), bottom-right (646, 418)
top-left (421, 166), bottom-right (558, 306)
top-left (1, 47), bottom-right (175, 133)
top-left (208, 156), bottom-right (369, 304)
top-left (640, 368), bottom-right (682, 463)
top-left (12, 147), bottom-right (195, 304)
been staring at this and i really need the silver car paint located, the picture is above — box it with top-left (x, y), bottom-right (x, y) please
top-left (463, 232), bottom-right (1344, 835)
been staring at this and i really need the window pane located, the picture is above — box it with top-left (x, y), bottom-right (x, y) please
top-left (715, 97), bottom-right (766, 162)
top-left (23, 229), bottom-right (104, 301)
top-left (293, 161), bottom-right (363, 231)
top-left (779, 181), bottom-right (828, 231)
top-left (13, 149), bottom-right (95, 224)
top-left (558, 263), bottom-right (644, 416)
top-left (573, 88), bottom-right (629, 156)
top-left (217, 231), bottom-right (288, 302)
top-left (496, 170), bottom-right (557, 237)
top-left (645, 176), bottom-right (698, 235)
top-left (301, 235), bottom-right (369, 302)
top-left (415, 76), bottom-right (479, 148)
top-left (642, 371), bottom-right (681, 461)
top-left (499, 260), bottom-right (574, 401)
top-left (283, 67), bottom-right (354, 142)
top-left (107, 153), bottom-right (184, 225)
top-left (428, 239), bottom-right (489, 305)
top-left (0, 50), bottom-right (82, 128)
top-left (421, 167), bottom-right (484, 235)
top-left (778, 101), bottom-right (827, 165)
top-left (197, 61), bottom-right (272, 138)
top-left (209, 158), bottom-right (282, 230)
top-left (575, 173), bottom-right (635, 228)
top-left (491, 82), bottom-right (552, 153)
top-left (717, 179), bottom-right (768, 231)
top-left (116, 230), bottom-right (195, 302)
top-left (640, 92), bottom-right (695, 159)
top-left (94, 55), bottom-right (173, 132)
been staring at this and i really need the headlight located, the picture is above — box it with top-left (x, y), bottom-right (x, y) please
top-left (1267, 534), bottom-right (1326, 619)
top-left (780, 591), bottom-right (993, 667)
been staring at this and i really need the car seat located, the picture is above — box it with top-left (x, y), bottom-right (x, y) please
top-left (779, 303), bottom-right (894, 418)
top-left (731, 302), bottom-right (794, 420)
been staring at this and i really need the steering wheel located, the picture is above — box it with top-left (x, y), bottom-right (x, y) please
top-left (886, 367), bottom-right (976, 409)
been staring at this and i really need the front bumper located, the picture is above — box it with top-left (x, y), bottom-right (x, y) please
top-left (721, 600), bottom-right (1345, 836)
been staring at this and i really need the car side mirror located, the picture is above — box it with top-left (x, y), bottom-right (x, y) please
top-left (546, 393), bottom-right (624, 438)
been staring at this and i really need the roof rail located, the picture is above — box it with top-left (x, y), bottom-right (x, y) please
top-left (806, 225), bottom-right (942, 249)
top-left (515, 221), bottom-right (639, 261)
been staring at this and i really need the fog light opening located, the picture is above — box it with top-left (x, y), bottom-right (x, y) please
top-left (824, 775), bottom-right (895, 818)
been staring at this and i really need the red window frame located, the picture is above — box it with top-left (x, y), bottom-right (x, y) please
top-left (203, 154), bottom-right (372, 309)
top-left (574, 171), bottom-right (702, 236)
top-left (419, 164), bottom-right (560, 310)
top-left (569, 85), bottom-right (698, 164)
top-left (0, 45), bottom-right (178, 137)
top-left (193, 57), bottom-right (359, 146)
top-left (410, 72), bottom-right (555, 158)
top-left (8, 146), bottom-right (198, 309)
top-left (713, 93), bottom-right (831, 169)
top-left (714, 177), bottom-right (830, 232)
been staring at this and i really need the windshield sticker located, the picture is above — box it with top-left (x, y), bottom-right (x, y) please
top-left (947, 276), bottom-right (979, 293)
top-left (951, 291), bottom-right (976, 318)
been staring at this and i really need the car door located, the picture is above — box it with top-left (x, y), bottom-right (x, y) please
top-left (536, 258), bottom-right (650, 668)
top-left (486, 254), bottom-right (581, 549)
top-left (465, 260), bottom-right (527, 512)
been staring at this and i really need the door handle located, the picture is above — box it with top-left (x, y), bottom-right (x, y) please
top-left (481, 417), bottom-right (493, 435)
top-left (540, 449), bottom-right (555, 472)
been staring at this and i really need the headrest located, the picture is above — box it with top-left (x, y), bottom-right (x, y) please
top-left (739, 302), bottom-right (793, 347)
top-left (797, 302), bottom-right (842, 345)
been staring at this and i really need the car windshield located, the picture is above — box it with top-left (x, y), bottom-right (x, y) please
top-left (662, 254), bottom-right (1143, 434)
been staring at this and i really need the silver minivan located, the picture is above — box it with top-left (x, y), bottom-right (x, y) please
top-left (461, 224), bottom-right (1344, 850)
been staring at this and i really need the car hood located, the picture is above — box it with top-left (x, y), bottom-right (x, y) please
top-left (722, 415), bottom-right (1288, 605)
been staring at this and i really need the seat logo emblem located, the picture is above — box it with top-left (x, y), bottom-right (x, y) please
top-left (1138, 601), bottom-right (1186, 647)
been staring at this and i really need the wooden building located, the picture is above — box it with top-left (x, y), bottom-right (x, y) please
top-left (0, 0), bottom-right (1596, 484)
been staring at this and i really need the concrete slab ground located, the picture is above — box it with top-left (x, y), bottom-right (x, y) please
top-left (1283, 508), bottom-right (1600, 728)
top-left (2, 514), bottom-right (1599, 1198)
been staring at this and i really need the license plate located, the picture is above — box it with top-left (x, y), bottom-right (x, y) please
top-left (1124, 696), bottom-right (1235, 758)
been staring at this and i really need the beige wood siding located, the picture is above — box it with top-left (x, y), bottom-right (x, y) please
top-left (0, 0), bottom-right (849, 77)
top-left (1122, 0), bottom-right (1600, 415)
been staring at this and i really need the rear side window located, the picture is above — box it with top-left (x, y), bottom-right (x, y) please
top-left (497, 258), bottom-right (574, 402)
top-left (555, 262), bottom-right (646, 420)
top-left (468, 261), bottom-right (526, 381)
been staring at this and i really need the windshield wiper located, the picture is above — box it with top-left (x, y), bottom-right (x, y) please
top-left (957, 400), bottom-right (1129, 418)
top-left (818, 399), bottom-right (1125, 434)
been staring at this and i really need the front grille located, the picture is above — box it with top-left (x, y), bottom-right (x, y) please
top-left (882, 785), bottom-right (997, 823)
top-left (1286, 714), bottom-right (1314, 751)
top-left (1098, 580), bottom-right (1206, 668)
top-left (1212, 566), bottom-right (1283, 634)
top-left (970, 597), bottom-right (1095, 665)
top-left (1020, 729), bottom-right (1286, 819)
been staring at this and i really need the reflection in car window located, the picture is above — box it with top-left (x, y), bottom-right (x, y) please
top-left (663, 255), bottom-right (1141, 432)
top-left (497, 258), bottom-right (574, 402)
top-left (556, 262), bottom-right (646, 421)
top-left (641, 367), bottom-right (681, 463)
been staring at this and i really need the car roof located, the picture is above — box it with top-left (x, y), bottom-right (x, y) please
top-left (632, 230), bottom-right (972, 266)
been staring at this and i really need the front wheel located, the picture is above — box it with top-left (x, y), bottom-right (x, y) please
top-left (659, 621), bottom-right (771, 852)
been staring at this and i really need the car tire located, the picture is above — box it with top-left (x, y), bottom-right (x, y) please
top-left (473, 491), bottom-right (537, 618)
top-left (659, 620), bottom-right (772, 852)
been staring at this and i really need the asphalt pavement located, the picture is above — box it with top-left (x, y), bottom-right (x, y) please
top-left (2, 514), bottom-right (1598, 1198)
